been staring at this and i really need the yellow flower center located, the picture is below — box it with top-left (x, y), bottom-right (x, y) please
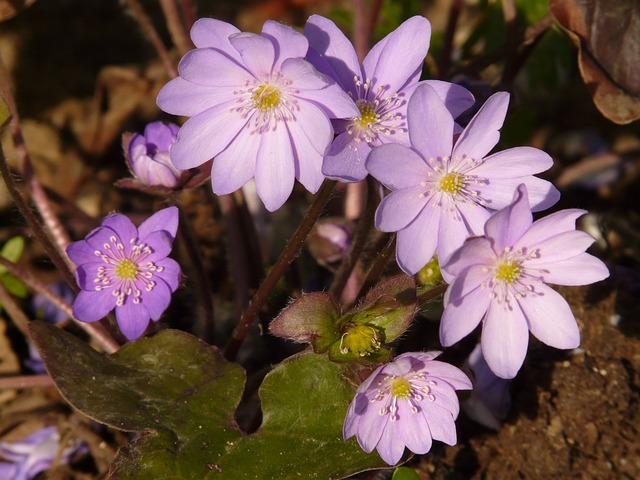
top-left (355, 101), bottom-right (379, 128)
top-left (339, 324), bottom-right (382, 357)
top-left (390, 377), bottom-right (412, 399)
top-left (495, 259), bottom-right (522, 284)
top-left (439, 173), bottom-right (465, 194)
top-left (115, 259), bottom-right (138, 280)
top-left (252, 85), bottom-right (281, 111)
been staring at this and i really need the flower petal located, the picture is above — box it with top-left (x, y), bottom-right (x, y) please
top-left (481, 300), bottom-right (529, 379)
top-left (261, 20), bottom-right (309, 69)
top-left (295, 84), bottom-right (360, 119)
top-left (170, 100), bottom-right (247, 170)
top-left (322, 132), bottom-right (370, 182)
top-left (287, 121), bottom-right (324, 193)
top-left (72, 290), bottom-right (116, 322)
top-left (66, 240), bottom-right (99, 266)
top-left (480, 176), bottom-right (560, 212)
top-left (366, 143), bottom-right (428, 189)
top-left (426, 360), bottom-right (473, 391)
top-left (423, 402), bottom-right (457, 445)
top-left (178, 48), bottom-right (252, 87)
top-left (375, 186), bottom-right (429, 232)
top-left (516, 209), bottom-right (586, 247)
top-left (157, 77), bottom-right (233, 117)
top-left (138, 206), bottom-right (179, 242)
top-left (74, 262), bottom-right (102, 291)
top-left (142, 278), bottom-right (172, 321)
top-left (155, 258), bottom-right (181, 292)
top-left (438, 201), bottom-right (488, 263)
top-left (254, 126), bottom-right (295, 211)
top-left (190, 18), bottom-right (240, 51)
top-left (362, 16), bottom-right (431, 94)
top-left (102, 214), bottom-right (138, 246)
top-left (442, 237), bottom-right (494, 277)
top-left (399, 409), bottom-right (432, 455)
top-left (440, 282), bottom-right (490, 346)
top-left (211, 128), bottom-right (260, 195)
top-left (484, 184), bottom-right (532, 251)
top-left (526, 230), bottom-right (595, 264)
top-left (115, 300), bottom-right (150, 341)
top-left (291, 95), bottom-right (333, 155)
top-left (229, 32), bottom-right (275, 78)
top-left (395, 197), bottom-right (442, 275)
top-left (407, 84), bottom-right (454, 160)
top-left (375, 421), bottom-right (406, 465)
top-left (304, 15), bottom-right (361, 93)
top-left (531, 253), bottom-right (609, 286)
top-left (281, 57), bottom-right (332, 91)
top-left (453, 92), bottom-right (509, 162)
top-left (519, 283), bottom-right (579, 349)
top-left (423, 79), bottom-right (475, 118)
top-left (475, 147), bottom-right (553, 177)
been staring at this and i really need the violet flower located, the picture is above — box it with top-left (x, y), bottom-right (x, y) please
top-left (366, 83), bottom-right (560, 275)
top-left (343, 351), bottom-right (472, 465)
top-left (124, 121), bottom-right (183, 188)
top-left (440, 184), bottom-right (609, 378)
top-left (66, 207), bottom-right (181, 341)
top-left (0, 426), bottom-right (86, 480)
top-left (304, 15), bottom-right (474, 182)
top-left (157, 18), bottom-right (359, 211)
top-left (462, 343), bottom-right (511, 430)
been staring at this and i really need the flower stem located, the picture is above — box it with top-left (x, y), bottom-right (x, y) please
top-left (417, 283), bottom-right (447, 305)
top-left (0, 374), bottom-right (54, 390)
top-left (0, 257), bottom-right (120, 353)
top-left (0, 55), bottom-right (73, 269)
top-left (159, 0), bottom-right (194, 56)
top-left (0, 280), bottom-right (30, 337)
top-left (122, 0), bottom-right (178, 78)
top-left (354, 233), bottom-right (396, 303)
top-left (176, 205), bottom-right (216, 344)
top-left (224, 180), bottom-right (337, 360)
top-left (0, 142), bottom-right (77, 293)
top-left (330, 177), bottom-right (377, 300)
top-left (439, 0), bottom-right (463, 77)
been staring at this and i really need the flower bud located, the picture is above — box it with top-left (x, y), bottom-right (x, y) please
top-left (124, 121), bottom-right (183, 188)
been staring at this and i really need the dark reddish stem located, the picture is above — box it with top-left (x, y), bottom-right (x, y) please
top-left (224, 180), bottom-right (337, 360)
top-left (354, 234), bottom-right (396, 303)
top-left (159, 0), bottom-right (194, 56)
top-left (0, 375), bottom-right (54, 390)
top-left (438, 0), bottom-right (463, 77)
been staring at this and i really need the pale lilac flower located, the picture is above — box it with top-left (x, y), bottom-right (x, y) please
top-left (343, 351), bottom-right (472, 465)
top-left (0, 426), bottom-right (87, 480)
top-left (66, 207), bottom-right (181, 341)
top-left (157, 18), bottom-right (359, 211)
top-left (304, 15), bottom-right (474, 182)
top-left (440, 184), bottom-right (610, 378)
top-left (124, 121), bottom-right (183, 188)
top-left (461, 343), bottom-right (510, 430)
top-left (367, 83), bottom-right (560, 275)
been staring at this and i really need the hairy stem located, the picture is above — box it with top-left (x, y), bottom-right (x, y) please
top-left (159, 0), bottom-right (194, 56)
top-left (439, 0), bottom-right (463, 77)
top-left (122, 0), bottom-right (178, 78)
top-left (0, 375), bottom-right (54, 390)
top-left (224, 180), bottom-right (337, 360)
top-left (355, 233), bottom-right (396, 303)
top-left (0, 280), bottom-right (30, 337)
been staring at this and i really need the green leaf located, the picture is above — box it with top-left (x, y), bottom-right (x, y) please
top-left (1, 274), bottom-right (28, 298)
top-left (30, 323), bottom-right (387, 479)
top-left (392, 466), bottom-right (421, 480)
top-left (207, 352), bottom-right (387, 479)
top-left (0, 236), bottom-right (25, 276)
top-left (29, 322), bottom-right (246, 479)
top-left (0, 94), bottom-right (9, 128)
top-left (269, 292), bottom-right (342, 353)
top-left (350, 274), bottom-right (416, 341)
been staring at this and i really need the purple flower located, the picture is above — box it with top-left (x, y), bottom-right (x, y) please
top-left (440, 184), bottom-right (610, 378)
top-left (366, 83), bottom-right (560, 274)
top-left (0, 426), bottom-right (87, 480)
top-left (66, 207), bottom-right (181, 341)
top-left (304, 15), bottom-right (474, 182)
top-left (125, 121), bottom-right (183, 188)
top-left (461, 343), bottom-right (511, 430)
top-left (343, 351), bottom-right (472, 465)
top-left (157, 18), bottom-right (359, 211)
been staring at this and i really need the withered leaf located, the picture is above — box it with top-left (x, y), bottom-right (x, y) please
top-left (551, 0), bottom-right (640, 124)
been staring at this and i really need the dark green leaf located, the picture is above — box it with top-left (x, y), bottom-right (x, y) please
top-left (392, 466), bottom-right (421, 480)
top-left (1, 274), bottom-right (28, 298)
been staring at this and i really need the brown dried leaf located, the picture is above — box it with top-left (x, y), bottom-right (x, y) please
top-left (551, 0), bottom-right (640, 124)
top-left (0, 0), bottom-right (36, 21)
